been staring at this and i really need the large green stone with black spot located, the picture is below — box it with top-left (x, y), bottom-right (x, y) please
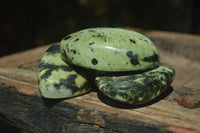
top-left (60, 28), bottom-right (159, 72)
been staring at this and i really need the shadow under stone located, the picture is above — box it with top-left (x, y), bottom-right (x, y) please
top-left (42, 97), bottom-right (65, 108)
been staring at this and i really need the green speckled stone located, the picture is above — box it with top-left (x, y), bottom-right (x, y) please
top-left (37, 28), bottom-right (175, 105)
top-left (60, 28), bottom-right (159, 72)
top-left (95, 66), bottom-right (175, 104)
top-left (37, 45), bottom-right (90, 99)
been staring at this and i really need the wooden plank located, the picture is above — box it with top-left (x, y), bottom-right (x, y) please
top-left (0, 28), bottom-right (200, 133)
top-left (148, 31), bottom-right (200, 62)
top-left (158, 48), bottom-right (200, 89)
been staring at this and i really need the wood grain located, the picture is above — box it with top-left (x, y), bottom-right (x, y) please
top-left (0, 28), bottom-right (200, 133)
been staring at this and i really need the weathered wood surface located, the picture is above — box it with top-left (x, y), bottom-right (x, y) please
top-left (0, 28), bottom-right (200, 133)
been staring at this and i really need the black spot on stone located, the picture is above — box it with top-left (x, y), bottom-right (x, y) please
top-left (46, 45), bottom-right (60, 53)
top-left (92, 58), bottom-right (98, 65)
top-left (91, 48), bottom-right (94, 52)
top-left (74, 38), bottom-right (79, 42)
top-left (89, 42), bottom-right (95, 45)
top-left (108, 63), bottom-right (110, 65)
top-left (129, 39), bottom-right (136, 44)
top-left (97, 33), bottom-right (102, 38)
top-left (70, 49), bottom-right (76, 54)
top-left (41, 69), bottom-right (52, 79)
top-left (126, 51), bottom-right (133, 57)
top-left (53, 84), bottom-right (59, 89)
top-left (39, 63), bottom-right (73, 80)
top-left (53, 74), bottom-right (78, 90)
top-left (144, 40), bottom-right (148, 43)
top-left (126, 51), bottom-right (139, 65)
top-left (143, 51), bottom-right (159, 62)
top-left (130, 55), bottom-right (139, 65)
top-left (64, 36), bottom-right (71, 40)
top-left (66, 74), bottom-right (77, 83)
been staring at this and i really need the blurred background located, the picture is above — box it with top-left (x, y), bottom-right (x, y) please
top-left (0, 0), bottom-right (200, 132)
top-left (0, 0), bottom-right (200, 57)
